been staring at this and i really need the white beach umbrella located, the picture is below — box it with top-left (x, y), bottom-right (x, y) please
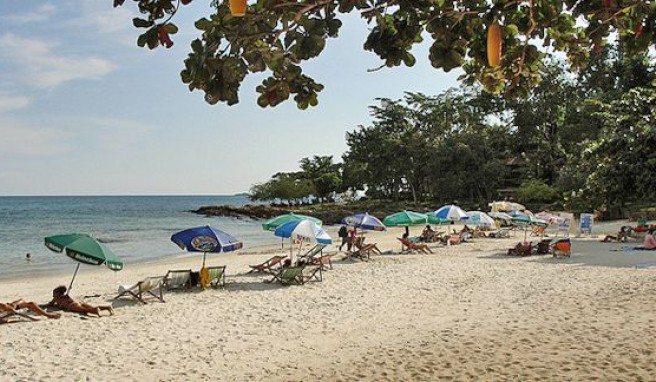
top-left (466, 211), bottom-right (496, 227)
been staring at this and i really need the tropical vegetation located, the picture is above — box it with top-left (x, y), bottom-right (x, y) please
top-left (115, 0), bottom-right (655, 108)
top-left (249, 44), bottom-right (655, 218)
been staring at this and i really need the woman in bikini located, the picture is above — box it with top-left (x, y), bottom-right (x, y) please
top-left (48, 286), bottom-right (114, 317)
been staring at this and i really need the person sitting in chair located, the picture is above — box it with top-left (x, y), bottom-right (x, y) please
top-left (399, 233), bottom-right (433, 254)
top-left (48, 286), bottom-right (114, 317)
top-left (1, 300), bottom-right (61, 319)
top-left (419, 225), bottom-right (435, 242)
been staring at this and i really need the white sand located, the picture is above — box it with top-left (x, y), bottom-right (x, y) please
top-left (1, 224), bottom-right (656, 381)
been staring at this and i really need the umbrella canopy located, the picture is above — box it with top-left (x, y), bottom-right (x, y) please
top-left (466, 211), bottom-right (496, 227)
top-left (383, 210), bottom-right (428, 235)
top-left (426, 214), bottom-right (450, 225)
top-left (535, 211), bottom-right (560, 225)
top-left (273, 220), bottom-right (332, 245)
top-left (261, 213), bottom-right (322, 231)
top-left (489, 211), bottom-right (513, 221)
top-left (341, 213), bottom-right (386, 231)
top-left (433, 205), bottom-right (469, 221)
top-left (45, 233), bottom-right (123, 294)
top-left (171, 225), bottom-right (243, 267)
top-left (489, 201), bottom-right (526, 212)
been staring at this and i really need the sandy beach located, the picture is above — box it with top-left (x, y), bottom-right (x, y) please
top-left (2, 223), bottom-right (656, 381)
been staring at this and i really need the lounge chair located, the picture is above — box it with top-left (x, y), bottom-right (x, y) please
top-left (164, 269), bottom-right (193, 290)
top-left (247, 255), bottom-right (286, 274)
top-left (206, 265), bottom-right (227, 288)
top-left (397, 237), bottom-right (433, 254)
top-left (115, 276), bottom-right (165, 304)
top-left (530, 225), bottom-right (547, 237)
top-left (486, 227), bottom-right (511, 238)
top-left (354, 236), bottom-right (382, 256)
top-left (551, 238), bottom-right (571, 258)
top-left (266, 265), bottom-right (323, 286)
top-left (507, 242), bottom-right (533, 256)
top-left (297, 244), bottom-right (332, 269)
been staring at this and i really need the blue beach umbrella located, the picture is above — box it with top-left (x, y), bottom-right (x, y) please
top-left (433, 205), bottom-right (469, 222)
top-left (171, 225), bottom-right (243, 267)
top-left (341, 213), bottom-right (386, 232)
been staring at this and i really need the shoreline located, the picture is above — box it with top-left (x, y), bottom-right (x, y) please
top-left (2, 223), bottom-right (656, 381)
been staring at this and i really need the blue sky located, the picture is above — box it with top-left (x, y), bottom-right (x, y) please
top-left (0, 1), bottom-right (460, 196)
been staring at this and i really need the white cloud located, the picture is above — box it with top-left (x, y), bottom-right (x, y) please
top-left (0, 34), bottom-right (116, 88)
top-left (3, 3), bottom-right (55, 23)
top-left (0, 118), bottom-right (70, 156)
top-left (0, 93), bottom-right (30, 114)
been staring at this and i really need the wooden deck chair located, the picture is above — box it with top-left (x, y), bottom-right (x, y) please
top-left (206, 265), bottom-right (226, 288)
top-left (298, 244), bottom-right (327, 263)
top-left (486, 227), bottom-right (511, 238)
top-left (309, 254), bottom-right (333, 270)
top-left (354, 236), bottom-right (382, 256)
top-left (164, 269), bottom-right (193, 290)
top-left (267, 265), bottom-right (323, 286)
top-left (530, 225), bottom-right (547, 237)
top-left (397, 237), bottom-right (433, 254)
top-left (115, 276), bottom-right (165, 304)
top-left (247, 255), bottom-right (286, 274)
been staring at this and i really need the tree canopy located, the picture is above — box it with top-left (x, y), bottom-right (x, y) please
top-left (115, 0), bottom-right (655, 108)
top-left (249, 45), bottom-right (656, 216)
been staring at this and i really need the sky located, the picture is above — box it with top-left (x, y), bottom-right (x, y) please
top-left (0, 1), bottom-right (460, 196)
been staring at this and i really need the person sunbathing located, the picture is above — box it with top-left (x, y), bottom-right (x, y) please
top-left (1, 299), bottom-right (61, 319)
top-left (507, 241), bottom-right (533, 256)
top-left (601, 226), bottom-right (633, 243)
top-left (47, 286), bottom-right (113, 317)
top-left (399, 233), bottom-right (433, 254)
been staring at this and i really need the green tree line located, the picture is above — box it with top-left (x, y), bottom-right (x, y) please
top-left (251, 45), bottom-right (655, 215)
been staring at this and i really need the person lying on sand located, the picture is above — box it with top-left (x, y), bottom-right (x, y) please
top-left (1, 300), bottom-right (61, 319)
top-left (47, 286), bottom-right (113, 317)
top-left (601, 226), bottom-right (633, 243)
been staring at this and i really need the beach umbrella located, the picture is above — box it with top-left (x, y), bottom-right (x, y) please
top-left (44, 233), bottom-right (123, 295)
top-left (426, 214), bottom-right (450, 225)
top-left (489, 211), bottom-right (513, 221)
top-left (433, 205), bottom-right (469, 222)
top-left (171, 225), bottom-right (243, 268)
top-left (535, 211), bottom-right (560, 225)
top-left (341, 213), bottom-right (386, 231)
top-left (261, 213), bottom-right (322, 231)
top-left (511, 213), bottom-right (548, 240)
top-left (274, 220), bottom-right (332, 261)
top-left (489, 201), bottom-right (526, 212)
top-left (383, 210), bottom-right (428, 236)
top-left (466, 211), bottom-right (496, 227)
top-left (273, 220), bottom-right (332, 245)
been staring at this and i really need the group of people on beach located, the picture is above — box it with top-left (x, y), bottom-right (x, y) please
top-left (602, 227), bottom-right (656, 250)
top-left (1, 285), bottom-right (114, 322)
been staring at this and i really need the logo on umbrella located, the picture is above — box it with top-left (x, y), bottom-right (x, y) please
top-left (191, 236), bottom-right (219, 252)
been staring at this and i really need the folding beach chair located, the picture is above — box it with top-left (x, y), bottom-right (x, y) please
top-left (115, 276), bottom-right (165, 304)
top-left (164, 269), bottom-right (193, 290)
top-left (266, 265), bottom-right (322, 286)
top-left (247, 255), bottom-right (286, 274)
top-left (206, 265), bottom-right (227, 288)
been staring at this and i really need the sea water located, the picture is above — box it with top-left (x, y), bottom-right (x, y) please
top-left (0, 195), bottom-right (271, 280)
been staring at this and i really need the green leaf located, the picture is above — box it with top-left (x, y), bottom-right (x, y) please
top-left (133, 18), bottom-right (153, 28)
top-left (163, 23), bottom-right (178, 34)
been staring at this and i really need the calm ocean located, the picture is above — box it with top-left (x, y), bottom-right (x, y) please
top-left (0, 195), bottom-right (272, 280)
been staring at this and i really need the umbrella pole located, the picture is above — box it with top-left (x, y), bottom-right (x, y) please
top-left (202, 252), bottom-right (207, 268)
top-left (67, 263), bottom-right (80, 296)
top-left (405, 226), bottom-right (409, 236)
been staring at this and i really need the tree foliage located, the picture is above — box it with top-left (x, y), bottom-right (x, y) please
top-left (115, 0), bottom-right (656, 108)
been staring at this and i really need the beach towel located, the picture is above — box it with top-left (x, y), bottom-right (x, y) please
top-left (199, 267), bottom-right (210, 289)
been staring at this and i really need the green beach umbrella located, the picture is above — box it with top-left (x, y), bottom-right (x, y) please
top-left (45, 233), bottom-right (123, 295)
top-left (427, 214), bottom-right (450, 225)
top-left (261, 213), bottom-right (322, 231)
top-left (383, 210), bottom-right (428, 236)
